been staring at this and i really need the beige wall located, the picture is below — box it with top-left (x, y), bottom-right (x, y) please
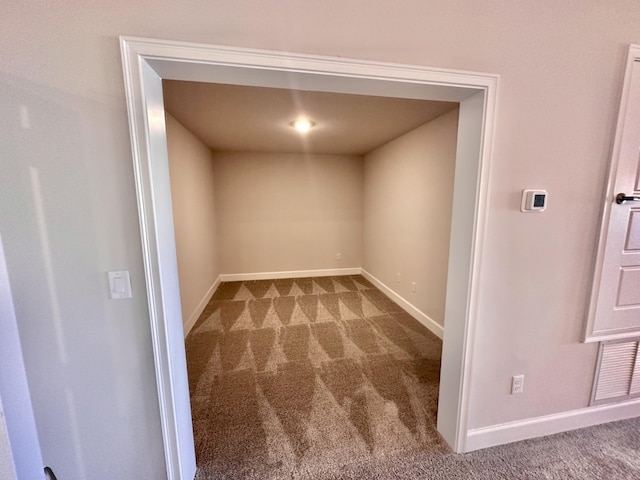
top-left (363, 109), bottom-right (459, 327)
top-left (3, 2), bottom-right (640, 477)
top-left (166, 113), bottom-right (220, 332)
top-left (212, 152), bottom-right (363, 274)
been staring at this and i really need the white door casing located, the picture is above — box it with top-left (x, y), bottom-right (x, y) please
top-left (587, 45), bottom-right (640, 342)
top-left (0, 232), bottom-right (44, 479)
top-left (120, 37), bottom-right (498, 480)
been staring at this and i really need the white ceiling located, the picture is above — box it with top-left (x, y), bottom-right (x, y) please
top-left (162, 80), bottom-right (458, 155)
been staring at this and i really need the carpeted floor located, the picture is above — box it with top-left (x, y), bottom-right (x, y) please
top-left (186, 275), bottom-right (640, 479)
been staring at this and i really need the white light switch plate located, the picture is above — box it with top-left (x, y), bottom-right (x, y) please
top-left (108, 271), bottom-right (132, 299)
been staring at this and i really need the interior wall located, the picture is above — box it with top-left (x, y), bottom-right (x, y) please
top-left (363, 109), bottom-right (459, 326)
top-left (165, 113), bottom-right (220, 331)
top-left (3, 2), bottom-right (640, 478)
top-left (212, 151), bottom-right (363, 274)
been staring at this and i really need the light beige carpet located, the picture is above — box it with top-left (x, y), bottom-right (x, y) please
top-left (186, 275), bottom-right (640, 479)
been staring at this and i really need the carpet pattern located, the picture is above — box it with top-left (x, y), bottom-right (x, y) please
top-left (186, 275), bottom-right (640, 479)
top-left (186, 275), bottom-right (446, 479)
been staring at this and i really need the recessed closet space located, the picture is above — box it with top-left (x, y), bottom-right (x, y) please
top-left (163, 80), bottom-right (458, 335)
top-left (162, 79), bottom-right (459, 476)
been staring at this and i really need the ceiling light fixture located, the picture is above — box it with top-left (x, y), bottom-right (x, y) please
top-left (290, 118), bottom-right (315, 133)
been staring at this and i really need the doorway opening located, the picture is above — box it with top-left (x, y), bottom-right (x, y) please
top-left (120, 37), bottom-right (497, 480)
top-left (162, 80), bottom-right (461, 476)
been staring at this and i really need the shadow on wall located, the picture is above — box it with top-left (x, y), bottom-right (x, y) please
top-left (0, 71), bottom-right (164, 478)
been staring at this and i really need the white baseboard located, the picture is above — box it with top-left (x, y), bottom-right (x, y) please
top-left (183, 275), bottom-right (221, 338)
top-left (219, 267), bottom-right (362, 282)
top-left (360, 269), bottom-right (444, 339)
top-left (465, 398), bottom-right (640, 452)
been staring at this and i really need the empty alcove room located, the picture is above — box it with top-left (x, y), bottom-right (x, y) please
top-left (162, 80), bottom-right (460, 475)
top-left (164, 81), bottom-right (459, 339)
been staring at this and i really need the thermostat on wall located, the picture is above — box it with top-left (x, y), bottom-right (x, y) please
top-left (521, 189), bottom-right (547, 212)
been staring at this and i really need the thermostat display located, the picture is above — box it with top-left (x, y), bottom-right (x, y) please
top-left (521, 189), bottom-right (547, 212)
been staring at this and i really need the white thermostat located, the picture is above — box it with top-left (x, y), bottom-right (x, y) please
top-left (521, 189), bottom-right (547, 212)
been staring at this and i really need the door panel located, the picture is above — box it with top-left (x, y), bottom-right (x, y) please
top-left (624, 211), bottom-right (640, 250)
top-left (617, 267), bottom-right (640, 306)
top-left (587, 53), bottom-right (640, 341)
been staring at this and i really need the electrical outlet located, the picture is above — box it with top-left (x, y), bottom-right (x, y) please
top-left (396, 273), bottom-right (401, 283)
top-left (411, 282), bottom-right (416, 293)
top-left (336, 253), bottom-right (342, 260)
top-left (511, 375), bottom-right (524, 394)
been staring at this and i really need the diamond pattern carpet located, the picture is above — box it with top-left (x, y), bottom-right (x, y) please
top-left (186, 275), bottom-right (446, 479)
top-left (186, 275), bottom-right (640, 480)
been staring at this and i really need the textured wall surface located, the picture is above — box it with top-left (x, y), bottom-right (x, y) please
top-left (364, 109), bottom-right (459, 327)
top-left (2, 1), bottom-right (640, 477)
top-left (166, 113), bottom-right (220, 332)
top-left (213, 152), bottom-right (363, 274)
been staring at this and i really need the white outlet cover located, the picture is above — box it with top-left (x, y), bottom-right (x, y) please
top-left (511, 374), bottom-right (524, 394)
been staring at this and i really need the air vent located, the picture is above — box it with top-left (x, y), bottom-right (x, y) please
top-left (592, 339), bottom-right (640, 404)
top-left (630, 350), bottom-right (640, 396)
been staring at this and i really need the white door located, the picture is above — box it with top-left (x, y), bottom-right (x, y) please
top-left (587, 47), bottom-right (640, 342)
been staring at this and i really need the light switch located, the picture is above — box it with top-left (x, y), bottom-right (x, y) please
top-left (108, 271), bottom-right (132, 299)
top-left (113, 277), bottom-right (126, 293)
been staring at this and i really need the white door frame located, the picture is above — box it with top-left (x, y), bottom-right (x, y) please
top-left (120, 36), bottom-right (498, 480)
top-left (585, 44), bottom-right (640, 342)
top-left (0, 232), bottom-right (44, 479)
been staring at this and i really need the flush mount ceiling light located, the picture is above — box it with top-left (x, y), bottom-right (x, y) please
top-left (290, 118), bottom-right (315, 133)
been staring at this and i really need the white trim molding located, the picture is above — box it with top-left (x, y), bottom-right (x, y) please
top-left (466, 398), bottom-right (640, 452)
top-left (120, 35), bottom-right (498, 477)
top-left (585, 44), bottom-right (640, 342)
top-left (220, 268), bottom-right (361, 282)
top-left (182, 276), bottom-right (222, 338)
top-left (361, 270), bottom-right (444, 339)
top-left (0, 233), bottom-right (44, 479)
